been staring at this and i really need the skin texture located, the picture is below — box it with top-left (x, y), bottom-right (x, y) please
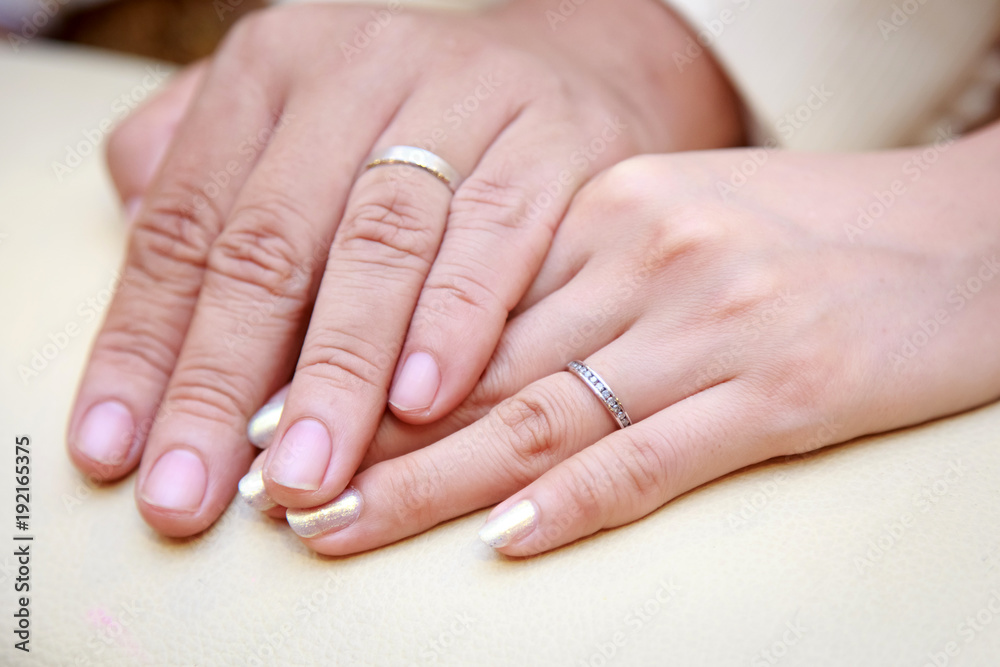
top-left (247, 122), bottom-right (1000, 556)
top-left (66, 0), bottom-right (743, 536)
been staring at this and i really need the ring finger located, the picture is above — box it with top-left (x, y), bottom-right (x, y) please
top-left (260, 75), bottom-right (522, 508)
top-left (280, 325), bottom-right (720, 554)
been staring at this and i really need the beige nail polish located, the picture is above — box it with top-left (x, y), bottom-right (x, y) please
top-left (247, 400), bottom-right (283, 448)
top-left (286, 488), bottom-right (362, 538)
top-left (478, 499), bottom-right (538, 549)
top-left (238, 469), bottom-right (277, 512)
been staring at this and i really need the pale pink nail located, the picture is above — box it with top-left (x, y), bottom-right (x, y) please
top-left (267, 419), bottom-right (331, 491)
top-left (141, 450), bottom-right (207, 512)
top-left (388, 352), bottom-right (440, 413)
top-left (76, 400), bottom-right (134, 465)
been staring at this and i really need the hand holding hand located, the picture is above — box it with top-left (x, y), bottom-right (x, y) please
top-left (67, 0), bottom-right (742, 536)
top-left (241, 126), bottom-right (1000, 555)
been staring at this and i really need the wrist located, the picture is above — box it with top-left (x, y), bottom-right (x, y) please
top-left (491, 0), bottom-right (744, 151)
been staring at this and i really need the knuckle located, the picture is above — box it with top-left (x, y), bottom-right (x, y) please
top-left (489, 388), bottom-right (565, 481)
top-left (450, 174), bottom-right (533, 233)
top-left (657, 204), bottom-right (729, 256)
top-left (381, 455), bottom-right (443, 526)
top-left (129, 197), bottom-right (219, 279)
top-left (585, 155), bottom-right (662, 207)
top-left (678, 262), bottom-right (785, 334)
top-left (337, 195), bottom-right (438, 270)
top-left (610, 433), bottom-right (672, 503)
top-left (556, 457), bottom-right (612, 527)
top-left (222, 7), bottom-right (281, 54)
top-left (166, 357), bottom-right (259, 426)
top-left (460, 361), bottom-right (513, 422)
top-left (93, 316), bottom-right (179, 383)
top-left (296, 329), bottom-right (392, 393)
top-left (217, 6), bottom-right (321, 77)
top-left (207, 200), bottom-right (314, 300)
top-left (635, 203), bottom-right (730, 278)
top-left (717, 266), bottom-right (784, 322)
top-left (417, 271), bottom-right (505, 326)
top-left (760, 342), bottom-right (837, 416)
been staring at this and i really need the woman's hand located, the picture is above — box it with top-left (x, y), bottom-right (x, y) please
top-left (67, 0), bottom-right (743, 536)
top-left (241, 124), bottom-right (1000, 555)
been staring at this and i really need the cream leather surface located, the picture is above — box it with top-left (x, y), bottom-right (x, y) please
top-left (2, 41), bottom-right (1000, 667)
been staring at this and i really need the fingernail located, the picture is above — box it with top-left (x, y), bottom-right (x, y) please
top-left (267, 419), bottom-right (331, 491)
top-left (76, 400), bottom-right (134, 465)
top-left (478, 499), bottom-right (538, 549)
top-left (140, 449), bottom-right (207, 513)
top-left (246, 387), bottom-right (288, 448)
top-left (238, 469), bottom-right (277, 511)
top-left (124, 196), bottom-right (142, 227)
top-left (286, 488), bottom-right (362, 538)
top-left (388, 351), bottom-right (440, 413)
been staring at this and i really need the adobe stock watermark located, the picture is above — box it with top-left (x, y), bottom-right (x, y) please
top-left (244, 622), bottom-right (297, 667)
top-left (213, 0), bottom-right (250, 21)
top-left (854, 459), bottom-right (964, 575)
top-left (983, 541), bottom-right (1000, 574)
top-left (727, 417), bottom-right (843, 529)
top-left (693, 288), bottom-right (797, 389)
top-left (750, 615), bottom-right (808, 667)
top-left (716, 84), bottom-right (833, 201)
top-left (878, 0), bottom-right (931, 41)
top-left (50, 65), bottom-right (171, 182)
top-left (576, 578), bottom-right (681, 667)
top-left (413, 612), bottom-right (476, 663)
top-left (6, 0), bottom-right (71, 52)
top-left (922, 589), bottom-right (1000, 667)
top-left (243, 571), bottom-right (344, 664)
top-left (17, 271), bottom-right (125, 385)
top-left (221, 253), bottom-right (318, 353)
top-left (844, 126), bottom-right (955, 243)
top-left (725, 470), bottom-right (789, 529)
top-left (376, 71), bottom-right (503, 198)
top-left (775, 85), bottom-right (835, 141)
top-left (80, 598), bottom-right (146, 664)
top-left (389, 425), bottom-right (480, 522)
top-left (553, 254), bottom-right (651, 360)
top-left (517, 116), bottom-right (627, 226)
top-left (187, 112), bottom-right (295, 214)
top-left (890, 255), bottom-right (999, 370)
top-left (672, 0), bottom-right (755, 73)
top-left (386, 71), bottom-right (503, 169)
top-left (546, 0), bottom-right (591, 31)
top-left (339, 0), bottom-right (404, 63)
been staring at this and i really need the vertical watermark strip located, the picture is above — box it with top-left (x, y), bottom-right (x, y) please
top-left (12, 435), bottom-right (32, 653)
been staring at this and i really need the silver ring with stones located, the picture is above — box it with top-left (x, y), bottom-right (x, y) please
top-left (566, 360), bottom-right (632, 429)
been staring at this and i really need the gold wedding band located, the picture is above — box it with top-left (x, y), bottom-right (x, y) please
top-left (364, 145), bottom-right (462, 192)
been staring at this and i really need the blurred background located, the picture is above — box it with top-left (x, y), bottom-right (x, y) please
top-left (0, 0), bottom-right (266, 63)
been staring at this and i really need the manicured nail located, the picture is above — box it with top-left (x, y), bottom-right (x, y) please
top-left (478, 499), bottom-right (538, 549)
top-left (388, 351), bottom-right (440, 413)
top-left (246, 388), bottom-right (288, 448)
top-left (267, 418), bottom-right (331, 491)
top-left (238, 469), bottom-right (277, 511)
top-left (76, 400), bottom-right (134, 465)
top-left (124, 196), bottom-right (142, 227)
top-left (286, 488), bottom-right (362, 538)
top-left (140, 449), bottom-right (207, 513)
